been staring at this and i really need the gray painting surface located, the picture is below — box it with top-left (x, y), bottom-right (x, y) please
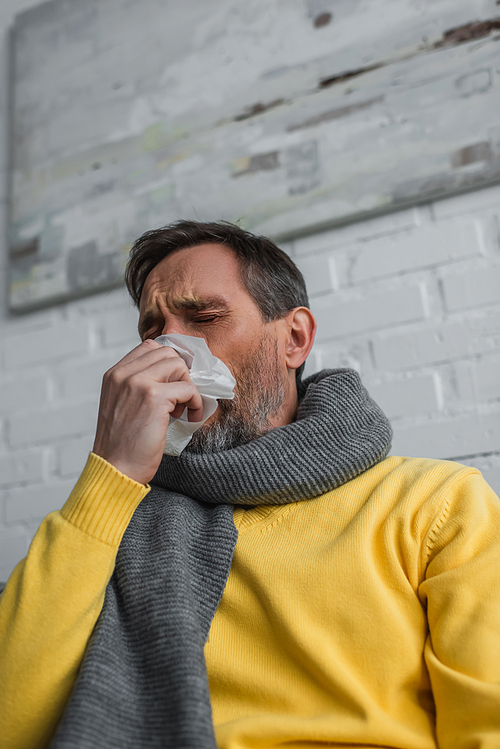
top-left (8, 0), bottom-right (500, 310)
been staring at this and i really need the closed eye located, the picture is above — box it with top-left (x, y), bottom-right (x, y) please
top-left (140, 317), bottom-right (219, 340)
top-left (195, 315), bottom-right (219, 323)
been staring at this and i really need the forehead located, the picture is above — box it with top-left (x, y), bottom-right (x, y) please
top-left (140, 243), bottom-right (248, 310)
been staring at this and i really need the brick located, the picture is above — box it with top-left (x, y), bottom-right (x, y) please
top-left (102, 305), bottom-right (141, 347)
top-left (436, 363), bottom-right (473, 412)
top-left (474, 357), bottom-right (500, 402)
top-left (367, 374), bottom-right (439, 420)
top-left (391, 411), bottom-right (500, 461)
top-left (373, 314), bottom-right (500, 371)
top-left (312, 284), bottom-right (426, 341)
top-left (432, 184), bottom-right (500, 220)
top-left (0, 527), bottom-right (28, 582)
top-left (0, 308), bottom-right (55, 338)
top-left (5, 479), bottom-right (78, 524)
top-left (0, 449), bottom-right (45, 487)
top-left (351, 222), bottom-right (482, 284)
top-left (8, 400), bottom-right (98, 448)
top-left (442, 266), bottom-right (500, 312)
top-left (293, 207), bottom-right (417, 256)
top-left (317, 339), bottom-right (373, 376)
top-left (59, 436), bottom-right (93, 477)
top-left (67, 286), bottom-right (130, 317)
top-left (0, 167), bottom-right (7, 203)
top-left (307, 340), bottom-right (371, 377)
top-left (58, 351), bottom-right (124, 399)
top-left (0, 373), bottom-right (48, 414)
top-left (455, 356), bottom-right (500, 405)
top-left (2, 324), bottom-right (89, 369)
top-left (294, 254), bottom-right (337, 296)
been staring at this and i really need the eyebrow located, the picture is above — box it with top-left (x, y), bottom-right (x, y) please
top-left (138, 296), bottom-right (229, 338)
top-left (173, 295), bottom-right (229, 312)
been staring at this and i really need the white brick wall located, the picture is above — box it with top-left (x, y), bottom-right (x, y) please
top-left (442, 266), bottom-right (500, 312)
top-left (311, 282), bottom-right (427, 340)
top-left (1, 2), bottom-right (499, 582)
top-left (294, 196), bottom-right (500, 486)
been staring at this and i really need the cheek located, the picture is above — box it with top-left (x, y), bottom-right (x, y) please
top-left (241, 337), bottom-right (282, 381)
top-left (209, 325), bottom-right (261, 364)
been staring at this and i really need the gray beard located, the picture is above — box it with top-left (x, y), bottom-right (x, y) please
top-left (185, 338), bottom-right (286, 454)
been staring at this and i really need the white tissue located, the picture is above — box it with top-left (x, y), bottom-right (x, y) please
top-left (155, 334), bottom-right (236, 456)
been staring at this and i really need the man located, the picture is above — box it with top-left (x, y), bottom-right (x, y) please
top-left (1, 221), bottom-right (499, 749)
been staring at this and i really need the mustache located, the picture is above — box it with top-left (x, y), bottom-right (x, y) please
top-left (185, 337), bottom-right (286, 454)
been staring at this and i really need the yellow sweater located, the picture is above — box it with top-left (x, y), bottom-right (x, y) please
top-left (1, 453), bottom-right (500, 748)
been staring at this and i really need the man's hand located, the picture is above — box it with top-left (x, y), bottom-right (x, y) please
top-left (92, 339), bottom-right (204, 484)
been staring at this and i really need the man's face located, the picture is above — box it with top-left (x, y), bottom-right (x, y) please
top-left (139, 243), bottom-right (291, 452)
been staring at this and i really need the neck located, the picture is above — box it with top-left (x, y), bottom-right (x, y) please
top-left (269, 374), bottom-right (298, 428)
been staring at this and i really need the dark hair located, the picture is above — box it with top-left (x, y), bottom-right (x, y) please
top-left (125, 220), bottom-right (310, 380)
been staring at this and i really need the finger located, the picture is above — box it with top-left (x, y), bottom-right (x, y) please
top-left (106, 344), bottom-right (189, 383)
top-left (159, 381), bottom-right (204, 417)
top-left (110, 338), bottom-right (187, 372)
top-left (122, 354), bottom-right (194, 387)
top-left (187, 404), bottom-right (206, 422)
top-left (170, 400), bottom-right (206, 422)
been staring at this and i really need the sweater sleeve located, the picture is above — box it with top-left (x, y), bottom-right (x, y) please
top-left (418, 470), bottom-right (500, 748)
top-left (0, 453), bottom-right (149, 749)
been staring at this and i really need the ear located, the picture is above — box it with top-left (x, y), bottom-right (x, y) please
top-left (284, 307), bottom-right (317, 373)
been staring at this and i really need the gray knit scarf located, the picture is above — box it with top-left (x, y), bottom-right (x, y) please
top-left (51, 369), bottom-right (392, 749)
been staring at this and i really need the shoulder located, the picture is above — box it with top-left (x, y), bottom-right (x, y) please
top-left (362, 457), bottom-right (500, 573)
top-left (359, 455), bottom-right (498, 524)
top-left (376, 455), bottom-right (483, 494)
top-left (379, 455), bottom-right (499, 532)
